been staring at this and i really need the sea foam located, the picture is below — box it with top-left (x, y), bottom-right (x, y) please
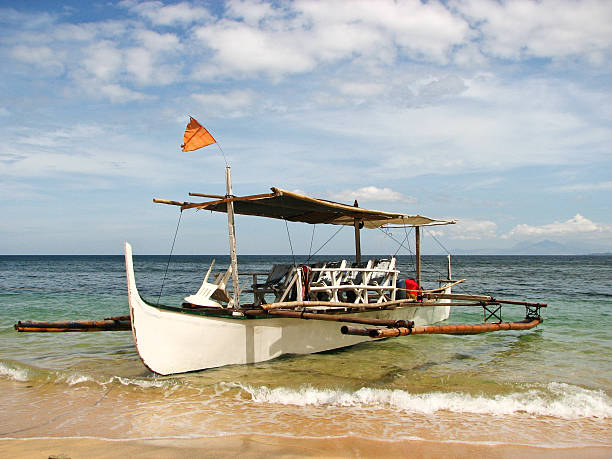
top-left (0, 362), bottom-right (30, 382)
top-left (235, 382), bottom-right (612, 420)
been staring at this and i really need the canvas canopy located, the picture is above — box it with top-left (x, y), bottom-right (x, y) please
top-left (156, 188), bottom-right (454, 229)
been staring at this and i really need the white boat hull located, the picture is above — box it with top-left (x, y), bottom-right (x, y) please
top-left (125, 243), bottom-right (450, 375)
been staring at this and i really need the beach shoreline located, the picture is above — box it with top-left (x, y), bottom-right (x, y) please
top-left (1, 436), bottom-right (610, 458)
top-left (2, 255), bottom-right (610, 456)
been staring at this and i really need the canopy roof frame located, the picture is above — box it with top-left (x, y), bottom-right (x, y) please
top-left (153, 187), bottom-right (456, 229)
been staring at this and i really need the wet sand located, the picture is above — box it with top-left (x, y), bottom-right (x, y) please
top-left (1, 436), bottom-right (610, 458)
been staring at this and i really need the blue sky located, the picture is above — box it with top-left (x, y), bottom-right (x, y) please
top-left (0, 0), bottom-right (611, 255)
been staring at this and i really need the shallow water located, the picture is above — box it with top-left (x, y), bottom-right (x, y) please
top-left (1, 254), bottom-right (611, 446)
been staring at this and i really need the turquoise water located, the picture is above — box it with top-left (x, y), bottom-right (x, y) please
top-left (1, 254), bottom-right (611, 446)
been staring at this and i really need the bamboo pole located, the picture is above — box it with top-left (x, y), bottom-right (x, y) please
top-left (15, 319), bottom-right (131, 332)
top-left (262, 299), bottom-right (500, 310)
top-left (153, 198), bottom-right (186, 206)
top-left (421, 279), bottom-right (466, 293)
top-left (189, 192), bottom-right (225, 199)
top-left (354, 200), bottom-right (361, 264)
top-left (341, 318), bottom-right (542, 338)
top-left (415, 226), bottom-right (421, 287)
top-left (423, 292), bottom-right (547, 307)
top-left (242, 309), bottom-right (414, 327)
top-left (490, 298), bottom-right (548, 307)
top-left (181, 192), bottom-right (276, 211)
top-left (225, 166), bottom-right (240, 308)
top-left (15, 326), bottom-right (130, 332)
top-left (423, 292), bottom-right (493, 301)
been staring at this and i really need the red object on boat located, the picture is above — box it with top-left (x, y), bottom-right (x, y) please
top-left (403, 279), bottom-right (421, 298)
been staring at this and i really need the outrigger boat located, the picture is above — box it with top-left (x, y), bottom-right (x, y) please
top-left (122, 166), bottom-right (546, 375)
top-left (12, 120), bottom-right (546, 374)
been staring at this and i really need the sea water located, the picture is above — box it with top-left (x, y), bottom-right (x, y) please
top-left (0, 254), bottom-right (610, 447)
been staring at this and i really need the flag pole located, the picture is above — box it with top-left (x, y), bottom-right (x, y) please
top-left (181, 116), bottom-right (238, 307)
top-left (225, 165), bottom-right (240, 308)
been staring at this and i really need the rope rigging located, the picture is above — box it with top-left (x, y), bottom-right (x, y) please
top-left (308, 224), bottom-right (316, 260)
top-left (157, 209), bottom-right (183, 305)
top-left (305, 225), bottom-right (345, 263)
top-left (378, 226), bottom-right (452, 284)
top-left (284, 219), bottom-right (297, 267)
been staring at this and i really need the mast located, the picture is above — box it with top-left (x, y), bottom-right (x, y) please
top-left (353, 200), bottom-right (361, 264)
top-left (415, 225), bottom-right (421, 286)
top-left (225, 166), bottom-right (240, 308)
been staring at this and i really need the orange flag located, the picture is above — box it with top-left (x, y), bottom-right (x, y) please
top-left (181, 117), bottom-right (217, 152)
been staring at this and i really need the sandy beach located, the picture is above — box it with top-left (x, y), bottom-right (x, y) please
top-left (1, 436), bottom-right (611, 459)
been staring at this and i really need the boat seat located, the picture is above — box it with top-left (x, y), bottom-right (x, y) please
top-left (369, 258), bottom-right (393, 284)
top-left (253, 264), bottom-right (292, 288)
top-left (309, 260), bottom-right (347, 302)
top-left (184, 263), bottom-right (232, 307)
top-left (310, 261), bottom-right (345, 286)
top-left (341, 260), bottom-right (373, 303)
top-left (341, 260), bottom-right (372, 285)
top-left (252, 264), bottom-right (293, 306)
top-left (368, 258), bottom-right (397, 303)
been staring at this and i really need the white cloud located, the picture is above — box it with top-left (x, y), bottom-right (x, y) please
top-left (227, 0), bottom-right (283, 25)
top-left (336, 81), bottom-right (385, 98)
top-left (82, 41), bottom-right (123, 81)
top-left (15, 124), bottom-right (105, 148)
top-left (132, 29), bottom-right (180, 52)
top-left (503, 214), bottom-right (612, 239)
top-left (11, 45), bottom-right (65, 75)
top-left (193, 22), bottom-right (316, 78)
top-left (455, 0), bottom-right (612, 63)
top-left (331, 186), bottom-right (416, 204)
top-left (192, 0), bottom-right (472, 79)
top-left (431, 218), bottom-right (498, 240)
top-left (123, 0), bottom-right (211, 26)
top-left (1, 123), bottom-right (166, 181)
top-left (556, 181), bottom-right (612, 192)
top-left (97, 83), bottom-right (151, 103)
top-left (191, 90), bottom-right (255, 113)
top-left (419, 75), bottom-right (467, 99)
top-left (297, 0), bottom-right (471, 63)
top-left (0, 7), bottom-right (56, 30)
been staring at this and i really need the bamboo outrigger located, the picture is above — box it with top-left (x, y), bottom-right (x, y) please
top-left (14, 317), bottom-right (131, 332)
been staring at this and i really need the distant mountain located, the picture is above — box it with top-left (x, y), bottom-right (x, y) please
top-left (509, 240), bottom-right (578, 255)
top-left (450, 239), bottom-right (588, 255)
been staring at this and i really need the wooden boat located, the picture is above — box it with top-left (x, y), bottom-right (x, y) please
top-left (125, 166), bottom-right (545, 375)
top-left (13, 119), bottom-right (545, 373)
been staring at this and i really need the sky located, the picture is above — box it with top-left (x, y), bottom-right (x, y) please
top-left (0, 0), bottom-right (611, 255)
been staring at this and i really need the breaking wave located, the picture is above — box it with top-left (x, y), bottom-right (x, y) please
top-left (0, 361), bottom-right (31, 382)
top-left (233, 382), bottom-right (612, 420)
top-left (0, 361), bottom-right (172, 390)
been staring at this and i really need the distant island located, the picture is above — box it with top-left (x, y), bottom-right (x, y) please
top-left (451, 240), bottom-right (610, 256)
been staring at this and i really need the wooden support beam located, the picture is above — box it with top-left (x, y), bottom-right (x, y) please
top-left (354, 199), bottom-right (361, 264)
top-left (415, 226), bottom-right (421, 287)
top-left (181, 192), bottom-right (276, 210)
top-left (15, 319), bottom-right (131, 332)
top-left (243, 309), bottom-right (414, 328)
top-left (153, 198), bottom-right (186, 206)
top-left (225, 166), bottom-right (240, 308)
top-left (341, 318), bottom-right (542, 338)
top-left (189, 192), bottom-right (225, 199)
top-left (262, 299), bottom-right (502, 310)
